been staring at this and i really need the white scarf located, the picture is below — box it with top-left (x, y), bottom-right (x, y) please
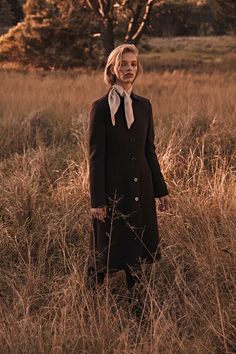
top-left (108, 84), bottom-right (134, 129)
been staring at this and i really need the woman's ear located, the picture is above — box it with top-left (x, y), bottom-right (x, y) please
top-left (110, 65), bottom-right (115, 75)
top-left (110, 66), bottom-right (116, 83)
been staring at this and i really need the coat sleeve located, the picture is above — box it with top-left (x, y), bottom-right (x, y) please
top-left (89, 101), bottom-right (107, 208)
top-left (145, 100), bottom-right (169, 198)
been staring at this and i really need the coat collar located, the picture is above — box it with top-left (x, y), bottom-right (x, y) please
top-left (130, 91), bottom-right (143, 101)
top-left (105, 90), bottom-right (143, 101)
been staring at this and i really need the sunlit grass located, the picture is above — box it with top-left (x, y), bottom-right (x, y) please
top-left (0, 69), bottom-right (235, 353)
top-left (140, 35), bottom-right (236, 72)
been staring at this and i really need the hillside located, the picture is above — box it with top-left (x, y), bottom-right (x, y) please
top-left (140, 35), bottom-right (236, 72)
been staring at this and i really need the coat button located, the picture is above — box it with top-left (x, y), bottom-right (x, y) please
top-left (135, 197), bottom-right (139, 201)
top-left (131, 156), bottom-right (136, 161)
top-left (130, 137), bottom-right (135, 142)
top-left (134, 177), bottom-right (138, 182)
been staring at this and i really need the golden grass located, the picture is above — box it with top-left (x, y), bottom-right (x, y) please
top-left (140, 35), bottom-right (236, 72)
top-left (0, 70), bottom-right (236, 353)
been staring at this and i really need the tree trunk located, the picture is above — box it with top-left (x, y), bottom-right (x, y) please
top-left (101, 16), bottom-right (114, 57)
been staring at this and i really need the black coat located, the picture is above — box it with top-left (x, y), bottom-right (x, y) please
top-left (88, 90), bottom-right (169, 273)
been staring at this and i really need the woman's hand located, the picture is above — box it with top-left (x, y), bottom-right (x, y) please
top-left (91, 206), bottom-right (107, 222)
top-left (158, 195), bottom-right (171, 212)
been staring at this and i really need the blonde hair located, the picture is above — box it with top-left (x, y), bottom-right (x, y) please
top-left (104, 44), bottom-right (143, 86)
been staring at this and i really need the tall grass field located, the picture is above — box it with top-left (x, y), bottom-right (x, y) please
top-left (0, 66), bottom-right (236, 353)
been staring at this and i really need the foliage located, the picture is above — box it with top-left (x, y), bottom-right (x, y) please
top-left (0, 0), bottom-right (98, 68)
top-left (0, 0), bottom-right (155, 67)
top-left (148, 0), bottom-right (223, 37)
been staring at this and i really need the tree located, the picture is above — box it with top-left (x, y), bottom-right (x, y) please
top-left (0, 0), bottom-right (156, 67)
top-left (85, 0), bottom-right (155, 56)
top-left (0, 0), bottom-right (97, 68)
top-left (2, 0), bottom-right (219, 68)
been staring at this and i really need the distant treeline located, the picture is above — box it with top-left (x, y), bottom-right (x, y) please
top-left (149, 2), bottom-right (228, 36)
top-left (0, 0), bottom-right (235, 37)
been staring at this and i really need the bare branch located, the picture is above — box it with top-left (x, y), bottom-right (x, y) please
top-left (85, 0), bottom-right (104, 18)
top-left (121, 0), bottom-right (129, 7)
top-left (126, 0), bottom-right (154, 43)
top-left (98, 0), bottom-right (105, 17)
top-left (86, 0), bottom-right (94, 10)
top-left (125, 1), bottom-right (143, 42)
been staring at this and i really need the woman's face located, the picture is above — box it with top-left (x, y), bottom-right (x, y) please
top-left (114, 52), bottom-right (138, 88)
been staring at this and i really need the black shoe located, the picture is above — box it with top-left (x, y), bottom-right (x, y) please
top-left (126, 272), bottom-right (136, 290)
top-left (125, 266), bottom-right (141, 291)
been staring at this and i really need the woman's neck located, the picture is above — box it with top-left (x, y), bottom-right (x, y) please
top-left (115, 81), bottom-right (132, 92)
top-left (114, 83), bottom-right (132, 93)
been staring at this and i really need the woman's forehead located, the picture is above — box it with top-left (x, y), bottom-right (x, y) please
top-left (121, 52), bottom-right (137, 61)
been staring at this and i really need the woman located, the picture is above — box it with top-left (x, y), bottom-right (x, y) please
top-left (87, 44), bottom-right (170, 290)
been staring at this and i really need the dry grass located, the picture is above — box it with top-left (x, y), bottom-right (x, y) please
top-left (140, 35), bottom-right (236, 72)
top-left (0, 69), bottom-right (236, 353)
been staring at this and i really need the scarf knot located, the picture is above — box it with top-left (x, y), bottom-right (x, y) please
top-left (108, 84), bottom-right (134, 129)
